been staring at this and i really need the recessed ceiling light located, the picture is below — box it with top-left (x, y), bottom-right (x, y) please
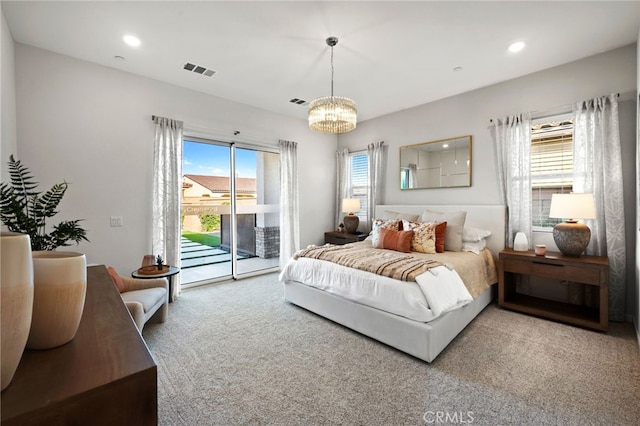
top-left (123, 35), bottom-right (141, 47)
top-left (508, 41), bottom-right (525, 53)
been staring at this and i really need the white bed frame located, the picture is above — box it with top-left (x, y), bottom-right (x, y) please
top-left (283, 204), bottom-right (506, 362)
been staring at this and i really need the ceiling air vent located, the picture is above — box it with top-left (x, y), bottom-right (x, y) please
top-left (289, 98), bottom-right (308, 106)
top-left (183, 62), bottom-right (216, 77)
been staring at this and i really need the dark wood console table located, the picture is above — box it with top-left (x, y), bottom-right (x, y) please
top-left (1, 265), bottom-right (157, 425)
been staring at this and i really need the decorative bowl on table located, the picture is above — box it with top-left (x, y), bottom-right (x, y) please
top-left (136, 265), bottom-right (170, 275)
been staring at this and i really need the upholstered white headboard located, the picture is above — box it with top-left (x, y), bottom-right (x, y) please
top-left (375, 204), bottom-right (506, 257)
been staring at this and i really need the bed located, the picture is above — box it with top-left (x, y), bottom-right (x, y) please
top-left (280, 204), bottom-right (506, 362)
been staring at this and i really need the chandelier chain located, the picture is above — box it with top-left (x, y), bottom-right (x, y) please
top-left (330, 45), bottom-right (334, 98)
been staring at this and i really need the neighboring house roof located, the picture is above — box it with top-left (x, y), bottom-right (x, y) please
top-left (184, 174), bottom-right (256, 194)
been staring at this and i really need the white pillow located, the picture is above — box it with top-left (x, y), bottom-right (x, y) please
top-left (382, 210), bottom-right (420, 222)
top-left (461, 239), bottom-right (487, 255)
top-left (421, 210), bottom-right (467, 252)
top-left (462, 227), bottom-right (492, 242)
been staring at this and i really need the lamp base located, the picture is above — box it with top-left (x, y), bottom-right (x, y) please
top-left (552, 221), bottom-right (591, 257)
top-left (343, 214), bottom-right (359, 234)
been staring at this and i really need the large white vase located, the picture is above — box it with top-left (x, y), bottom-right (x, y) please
top-left (27, 251), bottom-right (87, 350)
top-left (1, 232), bottom-right (34, 391)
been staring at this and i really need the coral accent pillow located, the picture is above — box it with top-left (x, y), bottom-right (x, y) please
top-left (370, 218), bottom-right (401, 246)
top-left (107, 266), bottom-right (125, 293)
top-left (401, 221), bottom-right (437, 254)
top-left (434, 222), bottom-right (447, 253)
top-left (374, 228), bottom-right (414, 253)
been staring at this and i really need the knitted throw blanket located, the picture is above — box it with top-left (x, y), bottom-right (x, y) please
top-left (293, 243), bottom-right (443, 282)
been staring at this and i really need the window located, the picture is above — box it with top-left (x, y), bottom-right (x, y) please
top-left (530, 117), bottom-right (573, 229)
top-left (400, 167), bottom-right (410, 189)
top-left (349, 152), bottom-right (368, 222)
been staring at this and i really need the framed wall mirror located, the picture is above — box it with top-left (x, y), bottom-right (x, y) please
top-left (400, 135), bottom-right (472, 189)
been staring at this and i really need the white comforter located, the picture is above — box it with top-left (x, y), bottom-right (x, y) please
top-left (279, 256), bottom-right (473, 322)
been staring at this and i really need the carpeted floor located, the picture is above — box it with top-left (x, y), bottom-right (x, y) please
top-left (143, 273), bottom-right (640, 425)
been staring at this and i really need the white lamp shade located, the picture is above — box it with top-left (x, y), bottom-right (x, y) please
top-left (341, 198), bottom-right (360, 214)
top-left (549, 193), bottom-right (596, 220)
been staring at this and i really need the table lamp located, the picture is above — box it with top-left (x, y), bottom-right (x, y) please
top-left (548, 193), bottom-right (596, 257)
top-left (342, 198), bottom-right (360, 234)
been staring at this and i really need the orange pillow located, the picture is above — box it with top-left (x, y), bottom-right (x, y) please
top-left (107, 266), bottom-right (125, 293)
top-left (434, 222), bottom-right (447, 253)
top-left (374, 228), bottom-right (414, 253)
top-left (370, 218), bottom-right (401, 246)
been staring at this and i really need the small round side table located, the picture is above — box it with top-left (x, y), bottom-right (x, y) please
top-left (131, 266), bottom-right (180, 303)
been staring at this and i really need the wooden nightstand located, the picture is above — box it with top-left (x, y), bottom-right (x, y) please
top-left (324, 231), bottom-right (367, 245)
top-left (498, 248), bottom-right (608, 331)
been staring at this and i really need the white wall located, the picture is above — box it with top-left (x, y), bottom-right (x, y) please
top-left (13, 43), bottom-right (336, 273)
top-left (339, 44), bottom-right (638, 321)
top-left (1, 10), bottom-right (17, 183)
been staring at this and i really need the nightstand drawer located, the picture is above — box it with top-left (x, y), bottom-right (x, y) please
top-left (327, 234), bottom-right (354, 244)
top-left (503, 257), bottom-right (601, 285)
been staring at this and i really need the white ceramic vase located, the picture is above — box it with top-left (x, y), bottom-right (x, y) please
top-left (27, 251), bottom-right (87, 350)
top-left (513, 232), bottom-right (529, 251)
top-left (1, 232), bottom-right (34, 391)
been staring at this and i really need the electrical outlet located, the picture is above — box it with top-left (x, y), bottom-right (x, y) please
top-left (110, 216), bottom-right (123, 227)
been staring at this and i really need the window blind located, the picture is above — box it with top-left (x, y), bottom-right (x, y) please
top-left (531, 120), bottom-right (573, 228)
top-left (531, 125), bottom-right (573, 188)
top-left (350, 153), bottom-right (368, 221)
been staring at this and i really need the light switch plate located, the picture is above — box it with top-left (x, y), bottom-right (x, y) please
top-left (110, 216), bottom-right (123, 227)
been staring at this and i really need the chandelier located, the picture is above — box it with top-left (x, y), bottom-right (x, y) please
top-left (309, 37), bottom-right (357, 134)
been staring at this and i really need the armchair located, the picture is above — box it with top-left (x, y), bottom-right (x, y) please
top-left (107, 267), bottom-right (168, 332)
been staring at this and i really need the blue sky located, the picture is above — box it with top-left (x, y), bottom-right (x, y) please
top-left (183, 140), bottom-right (257, 178)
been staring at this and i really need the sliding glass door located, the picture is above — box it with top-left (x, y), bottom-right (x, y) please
top-left (180, 139), bottom-right (279, 286)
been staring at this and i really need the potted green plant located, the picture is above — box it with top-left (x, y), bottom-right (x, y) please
top-left (0, 155), bottom-right (89, 250)
top-left (1, 155), bottom-right (90, 350)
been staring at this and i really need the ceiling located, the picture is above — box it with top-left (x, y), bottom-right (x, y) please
top-left (3, 1), bottom-right (639, 124)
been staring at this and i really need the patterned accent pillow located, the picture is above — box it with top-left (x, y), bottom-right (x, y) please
top-left (403, 220), bottom-right (447, 252)
top-left (374, 228), bottom-right (414, 253)
top-left (401, 221), bottom-right (437, 254)
top-left (370, 219), bottom-right (401, 246)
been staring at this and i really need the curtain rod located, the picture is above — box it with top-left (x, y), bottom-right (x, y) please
top-left (489, 93), bottom-right (619, 123)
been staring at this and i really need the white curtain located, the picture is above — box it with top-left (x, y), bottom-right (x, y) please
top-left (491, 114), bottom-right (532, 248)
top-left (367, 141), bottom-right (385, 231)
top-left (572, 94), bottom-right (625, 321)
top-left (152, 116), bottom-right (183, 302)
top-left (279, 140), bottom-right (299, 268)
top-left (335, 148), bottom-right (350, 228)
top-left (408, 163), bottom-right (417, 188)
